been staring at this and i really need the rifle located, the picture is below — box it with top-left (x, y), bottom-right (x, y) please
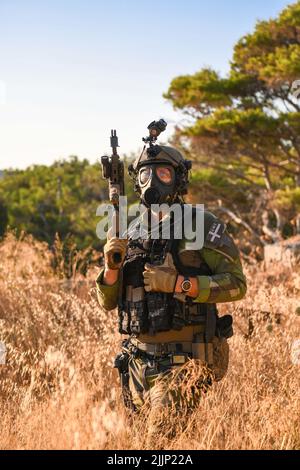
top-left (101, 130), bottom-right (125, 267)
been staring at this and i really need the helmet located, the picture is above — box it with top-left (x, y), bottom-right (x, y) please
top-left (132, 145), bottom-right (187, 170)
top-left (128, 145), bottom-right (192, 207)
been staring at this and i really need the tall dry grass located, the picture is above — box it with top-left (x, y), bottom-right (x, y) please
top-left (0, 232), bottom-right (299, 450)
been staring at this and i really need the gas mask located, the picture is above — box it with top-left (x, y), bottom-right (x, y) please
top-left (138, 164), bottom-right (177, 207)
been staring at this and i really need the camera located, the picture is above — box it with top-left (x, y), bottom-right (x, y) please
top-left (143, 119), bottom-right (167, 144)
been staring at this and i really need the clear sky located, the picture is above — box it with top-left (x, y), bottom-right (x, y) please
top-left (0, 0), bottom-right (292, 169)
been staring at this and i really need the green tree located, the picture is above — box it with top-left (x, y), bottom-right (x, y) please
top-left (164, 1), bottom-right (300, 247)
top-left (0, 156), bottom-right (135, 250)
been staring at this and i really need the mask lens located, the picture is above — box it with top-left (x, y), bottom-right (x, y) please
top-left (155, 167), bottom-right (173, 184)
top-left (139, 167), bottom-right (151, 185)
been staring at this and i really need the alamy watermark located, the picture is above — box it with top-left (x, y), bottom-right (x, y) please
top-left (96, 199), bottom-right (206, 250)
top-left (0, 341), bottom-right (6, 365)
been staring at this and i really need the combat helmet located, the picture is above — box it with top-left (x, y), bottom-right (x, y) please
top-left (128, 120), bottom-right (192, 205)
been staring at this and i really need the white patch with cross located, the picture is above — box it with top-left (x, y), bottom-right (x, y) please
top-left (207, 223), bottom-right (224, 243)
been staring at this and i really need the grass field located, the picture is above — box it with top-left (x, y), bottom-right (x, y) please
top-left (0, 233), bottom-right (299, 450)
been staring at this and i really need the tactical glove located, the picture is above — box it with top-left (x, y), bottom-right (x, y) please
top-left (104, 237), bottom-right (128, 270)
top-left (143, 253), bottom-right (178, 293)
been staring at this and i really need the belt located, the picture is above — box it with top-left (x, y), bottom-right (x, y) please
top-left (130, 337), bottom-right (193, 356)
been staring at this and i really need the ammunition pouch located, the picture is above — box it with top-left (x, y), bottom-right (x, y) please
top-left (192, 334), bottom-right (214, 365)
top-left (192, 333), bottom-right (229, 381)
top-left (119, 295), bottom-right (213, 336)
top-left (191, 314), bottom-right (232, 381)
top-left (147, 292), bottom-right (173, 333)
top-left (119, 299), bottom-right (149, 335)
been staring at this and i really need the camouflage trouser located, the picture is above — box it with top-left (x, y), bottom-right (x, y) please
top-left (126, 336), bottom-right (229, 412)
top-left (121, 338), bottom-right (228, 446)
top-left (128, 354), bottom-right (191, 412)
top-left (127, 353), bottom-right (195, 445)
top-left (117, 337), bottom-right (229, 446)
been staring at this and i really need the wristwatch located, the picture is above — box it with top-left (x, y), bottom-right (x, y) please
top-left (181, 276), bottom-right (192, 293)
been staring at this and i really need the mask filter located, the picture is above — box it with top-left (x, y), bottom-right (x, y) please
top-left (143, 187), bottom-right (161, 206)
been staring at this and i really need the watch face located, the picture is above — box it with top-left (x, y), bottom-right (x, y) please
top-left (181, 279), bottom-right (192, 292)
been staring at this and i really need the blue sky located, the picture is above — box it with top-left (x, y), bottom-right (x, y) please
top-left (0, 0), bottom-right (292, 169)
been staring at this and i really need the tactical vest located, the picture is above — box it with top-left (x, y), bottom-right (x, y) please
top-left (118, 231), bottom-right (218, 338)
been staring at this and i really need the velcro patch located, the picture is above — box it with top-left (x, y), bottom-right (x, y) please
top-left (205, 219), bottom-right (240, 261)
top-left (206, 221), bottom-right (226, 247)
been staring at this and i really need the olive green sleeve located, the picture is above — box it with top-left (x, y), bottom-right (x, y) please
top-left (95, 268), bottom-right (120, 311)
top-left (179, 210), bottom-right (247, 304)
top-left (194, 247), bottom-right (247, 303)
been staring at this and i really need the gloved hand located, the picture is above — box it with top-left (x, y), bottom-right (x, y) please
top-left (143, 253), bottom-right (178, 293)
top-left (104, 237), bottom-right (128, 270)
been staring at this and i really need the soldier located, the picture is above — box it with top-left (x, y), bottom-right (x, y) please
top-left (96, 132), bottom-right (247, 424)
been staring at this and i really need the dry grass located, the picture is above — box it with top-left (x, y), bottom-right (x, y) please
top-left (0, 232), bottom-right (299, 450)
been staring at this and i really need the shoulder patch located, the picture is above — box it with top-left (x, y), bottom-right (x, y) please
top-left (206, 221), bottom-right (227, 247)
top-left (205, 220), bottom-right (240, 261)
